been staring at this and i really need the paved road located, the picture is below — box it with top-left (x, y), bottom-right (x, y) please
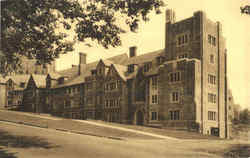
top-left (0, 121), bottom-right (227, 158)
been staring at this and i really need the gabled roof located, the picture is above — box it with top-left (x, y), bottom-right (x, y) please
top-left (5, 75), bottom-right (30, 89)
top-left (102, 59), bottom-right (114, 67)
top-left (107, 53), bottom-right (128, 65)
top-left (32, 74), bottom-right (47, 88)
top-left (48, 72), bottom-right (62, 80)
top-left (53, 61), bottom-right (97, 88)
top-left (57, 66), bottom-right (78, 78)
top-left (125, 49), bottom-right (164, 65)
top-left (112, 64), bottom-right (127, 81)
top-left (57, 53), bottom-right (129, 78)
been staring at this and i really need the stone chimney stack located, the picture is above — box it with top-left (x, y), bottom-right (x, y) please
top-left (79, 52), bottom-right (87, 75)
top-left (79, 52), bottom-right (87, 65)
top-left (129, 46), bottom-right (137, 58)
top-left (165, 9), bottom-right (176, 24)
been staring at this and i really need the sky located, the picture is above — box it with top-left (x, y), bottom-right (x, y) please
top-left (56, 0), bottom-right (250, 109)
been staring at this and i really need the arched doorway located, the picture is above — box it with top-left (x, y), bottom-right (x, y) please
top-left (136, 111), bottom-right (144, 125)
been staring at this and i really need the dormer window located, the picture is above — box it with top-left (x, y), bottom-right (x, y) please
top-left (20, 82), bottom-right (25, 88)
top-left (98, 68), bottom-right (103, 75)
top-left (128, 64), bottom-right (134, 73)
top-left (91, 70), bottom-right (97, 75)
top-left (58, 77), bottom-right (64, 84)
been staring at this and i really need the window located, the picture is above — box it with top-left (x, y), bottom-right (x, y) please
top-left (152, 76), bottom-right (158, 89)
top-left (143, 63), bottom-right (152, 72)
top-left (157, 56), bottom-right (164, 64)
top-left (208, 34), bottom-right (216, 46)
top-left (105, 100), bottom-right (109, 107)
top-left (208, 111), bottom-right (216, 120)
top-left (152, 95), bottom-right (158, 104)
top-left (208, 93), bottom-right (216, 103)
top-left (105, 82), bottom-right (117, 91)
top-left (210, 54), bottom-right (215, 64)
top-left (212, 37), bottom-right (216, 46)
top-left (151, 112), bottom-right (158, 120)
top-left (20, 82), bottom-right (25, 88)
top-left (98, 68), bottom-right (103, 75)
top-left (178, 53), bottom-right (188, 59)
top-left (170, 110), bottom-right (180, 120)
top-left (128, 64), bottom-right (134, 73)
top-left (208, 35), bottom-right (212, 44)
top-left (91, 70), bottom-right (97, 75)
top-left (169, 72), bottom-right (181, 82)
top-left (8, 100), bottom-right (12, 105)
top-left (208, 74), bottom-right (216, 84)
top-left (177, 33), bottom-right (189, 46)
top-left (68, 88), bottom-right (71, 94)
top-left (171, 92), bottom-right (179, 103)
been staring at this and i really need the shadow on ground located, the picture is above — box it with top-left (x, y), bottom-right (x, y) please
top-left (223, 144), bottom-right (250, 158)
top-left (0, 130), bottom-right (60, 149)
top-left (0, 147), bottom-right (17, 158)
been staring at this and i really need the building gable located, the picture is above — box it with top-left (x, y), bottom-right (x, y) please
top-left (26, 76), bottom-right (37, 89)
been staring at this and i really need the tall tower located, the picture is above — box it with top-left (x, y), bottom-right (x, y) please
top-left (163, 10), bottom-right (228, 138)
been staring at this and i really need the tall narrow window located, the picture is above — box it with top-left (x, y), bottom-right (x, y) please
top-left (210, 55), bottom-right (215, 64)
top-left (151, 112), bottom-right (158, 120)
top-left (171, 92), bottom-right (179, 103)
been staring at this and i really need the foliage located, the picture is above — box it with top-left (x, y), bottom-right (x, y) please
top-left (239, 108), bottom-right (250, 124)
top-left (0, 0), bottom-right (164, 75)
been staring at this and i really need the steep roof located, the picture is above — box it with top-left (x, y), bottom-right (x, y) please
top-left (54, 49), bottom-right (164, 87)
top-left (112, 64), bottom-right (127, 81)
top-left (107, 53), bottom-right (128, 65)
top-left (57, 53), bottom-right (129, 78)
top-left (48, 72), bottom-right (62, 79)
top-left (125, 49), bottom-right (164, 65)
top-left (4, 75), bottom-right (30, 89)
top-left (57, 66), bottom-right (78, 78)
top-left (32, 74), bottom-right (47, 88)
top-left (10, 75), bottom-right (30, 86)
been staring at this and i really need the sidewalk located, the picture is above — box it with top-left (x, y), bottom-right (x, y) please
top-left (74, 120), bottom-right (180, 141)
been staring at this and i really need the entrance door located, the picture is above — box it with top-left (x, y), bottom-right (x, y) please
top-left (136, 111), bottom-right (144, 125)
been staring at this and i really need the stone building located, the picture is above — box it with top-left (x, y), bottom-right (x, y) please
top-left (5, 75), bottom-right (30, 110)
top-left (46, 9), bottom-right (230, 138)
top-left (22, 74), bottom-right (47, 113)
top-left (0, 9), bottom-right (231, 138)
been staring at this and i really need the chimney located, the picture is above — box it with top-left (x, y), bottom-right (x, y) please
top-left (79, 52), bottom-right (87, 75)
top-left (165, 9), bottom-right (176, 24)
top-left (129, 46), bottom-right (137, 58)
top-left (79, 52), bottom-right (87, 65)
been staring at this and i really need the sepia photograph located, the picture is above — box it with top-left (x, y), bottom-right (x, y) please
top-left (0, 0), bottom-right (250, 157)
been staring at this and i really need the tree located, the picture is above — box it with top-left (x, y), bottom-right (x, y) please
top-left (239, 108), bottom-right (250, 124)
top-left (0, 0), bottom-right (165, 75)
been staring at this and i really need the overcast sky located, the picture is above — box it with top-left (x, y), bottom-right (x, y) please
top-left (56, 0), bottom-right (250, 109)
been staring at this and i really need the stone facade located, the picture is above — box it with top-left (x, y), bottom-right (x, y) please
top-left (0, 9), bottom-right (232, 138)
